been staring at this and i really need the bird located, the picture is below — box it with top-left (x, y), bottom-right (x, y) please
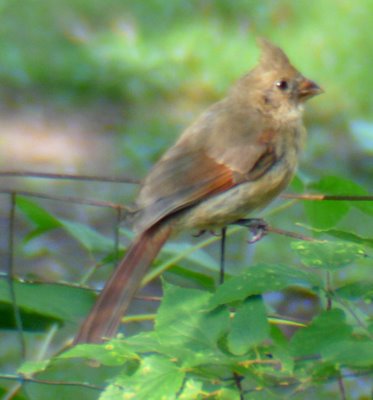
top-left (74, 38), bottom-right (323, 344)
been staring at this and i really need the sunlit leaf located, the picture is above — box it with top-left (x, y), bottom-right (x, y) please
top-left (17, 360), bottom-right (50, 376)
top-left (216, 388), bottom-right (241, 400)
top-left (297, 224), bottom-right (373, 249)
top-left (155, 282), bottom-right (230, 366)
top-left (101, 355), bottom-right (184, 400)
top-left (60, 340), bottom-right (138, 366)
top-left (125, 332), bottom-right (162, 354)
top-left (323, 229), bottom-right (373, 248)
top-left (291, 240), bottom-right (366, 270)
top-left (177, 379), bottom-right (203, 400)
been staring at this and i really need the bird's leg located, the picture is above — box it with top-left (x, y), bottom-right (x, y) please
top-left (193, 220), bottom-right (267, 285)
top-left (219, 227), bottom-right (227, 284)
top-left (193, 220), bottom-right (266, 286)
top-left (192, 228), bottom-right (228, 284)
top-left (233, 218), bottom-right (269, 243)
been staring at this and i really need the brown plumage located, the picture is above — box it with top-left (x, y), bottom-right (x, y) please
top-left (74, 38), bottom-right (322, 344)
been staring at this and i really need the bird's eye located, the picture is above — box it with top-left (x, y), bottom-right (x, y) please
top-left (276, 80), bottom-right (289, 91)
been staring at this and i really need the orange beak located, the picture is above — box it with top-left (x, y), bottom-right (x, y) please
top-left (298, 79), bottom-right (323, 101)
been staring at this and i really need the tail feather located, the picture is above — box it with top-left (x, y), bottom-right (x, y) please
top-left (74, 224), bottom-right (172, 344)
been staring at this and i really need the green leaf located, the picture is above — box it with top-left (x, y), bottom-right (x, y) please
top-left (297, 225), bottom-right (373, 249)
top-left (368, 321), bottom-right (373, 335)
top-left (155, 282), bottom-right (230, 366)
top-left (245, 391), bottom-right (283, 400)
top-left (125, 331), bottom-right (162, 353)
top-left (290, 309), bottom-right (352, 357)
top-left (227, 296), bottom-right (269, 355)
top-left (0, 387), bottom-right (27, 400)
top-left (304, 176), bottom-right (373, 229)
top-left (323, 340), bottom-right (373, 367)
top-left (0, 302), bottom-right (61, 331)
top-left (324, 229), bottom-right (373, 248)
top-left (60, 220), bottom-right (115, 253)
top-left (290, 174), bottom-right (305, 193)
top-left (270, 326), bottom-right (294, 374)
top-left (291, 240), bottom-right (366, 270)
top-left (336, 282), bottom-right (373, 302)
top-left (304, 201), bottom-right (349, 231)
top-left (16, 196), bottom-right (61, 240)
top-left (16, 197), bottom-right (116, 254)
top-left (17, 360), bottom-right (50, 376)
top-left (0, 280), bottom-right (95, 322)
top-left (209, 264), bottom-right (318, 309)
top-left (304, 176), bottom-right (350, 229)
top-left (16, 196), bottom-right (61, 229)
top-left (163, 241), bottom-right (218, 271)
top-left (216, 388), bottom-right (241, 400)
top-left (167, 265), bottom-right (215, 290)
top-left (60, 340), bottom-right (138, 366)
top-left (101, 355), bottom-right (184, 400)
top-left (177, 379), bottom-right (203, 399)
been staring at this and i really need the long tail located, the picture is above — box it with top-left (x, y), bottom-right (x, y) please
top-left (74, 223), bottom-right (172, 344)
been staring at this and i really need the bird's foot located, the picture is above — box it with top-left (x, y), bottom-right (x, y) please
top-left (192, 229), bottom-right (222, 238)
top-left (192, 229), bottom-right (206, 237)
top-left (233, 218), bottom-right (269, 243)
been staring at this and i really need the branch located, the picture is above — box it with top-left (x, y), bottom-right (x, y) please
top-left (0, 170), bottom-right (140, 184)
top-left (0, 373), bottom-right (104, 391)
top-left (282, 193), bottom-right (373, 201)
top-left (0, 188), bottom-right (129, 210)
top-left (266, 226), bottom-right (320, 242)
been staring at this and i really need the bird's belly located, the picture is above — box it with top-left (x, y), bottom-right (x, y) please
top-left (173, 162), bottom-right (294, 231)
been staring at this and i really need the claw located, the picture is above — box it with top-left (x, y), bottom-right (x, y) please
top-left (192, 229), bottom-right (224, 238)
top-left (248, 227), bottom-right (267, 243)
top-left (233, 218), bottom-right (269, 243)
top-left (192, 229), bottom-right (207, 237)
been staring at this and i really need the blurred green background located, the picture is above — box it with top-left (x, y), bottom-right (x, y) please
top-left (0, 0), bottom-right (372, 182)
top-left (0, 0), bottom-right (371, 284)
top-left (0, 1), bottom-right (372, 398)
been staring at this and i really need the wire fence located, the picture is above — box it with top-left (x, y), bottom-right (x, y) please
top-left (1, 171), bottom-right (373, 399)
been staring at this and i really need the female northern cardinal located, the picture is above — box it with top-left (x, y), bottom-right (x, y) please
top-left (74, 38), bottom-right (322, 343)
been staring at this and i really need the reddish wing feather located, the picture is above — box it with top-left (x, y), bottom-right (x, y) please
top-left (135, 142), bottom-right (278, 233)
top-left (134, 150), bottom-right (236, 232)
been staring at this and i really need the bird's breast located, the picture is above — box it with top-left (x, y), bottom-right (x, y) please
top-left (172, 153), bottom-right (296, 231)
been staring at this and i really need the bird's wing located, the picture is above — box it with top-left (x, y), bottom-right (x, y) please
top-left (134, 130), bottom-right (278, 232)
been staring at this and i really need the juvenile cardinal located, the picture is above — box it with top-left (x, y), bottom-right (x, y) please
top-left (75, 38), bottom-right (322, 343)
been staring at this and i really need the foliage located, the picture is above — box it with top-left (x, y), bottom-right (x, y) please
top-left (0, 173), bottom-right (371, 399)
top-left (0, 1), bottom-right (372, 399)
